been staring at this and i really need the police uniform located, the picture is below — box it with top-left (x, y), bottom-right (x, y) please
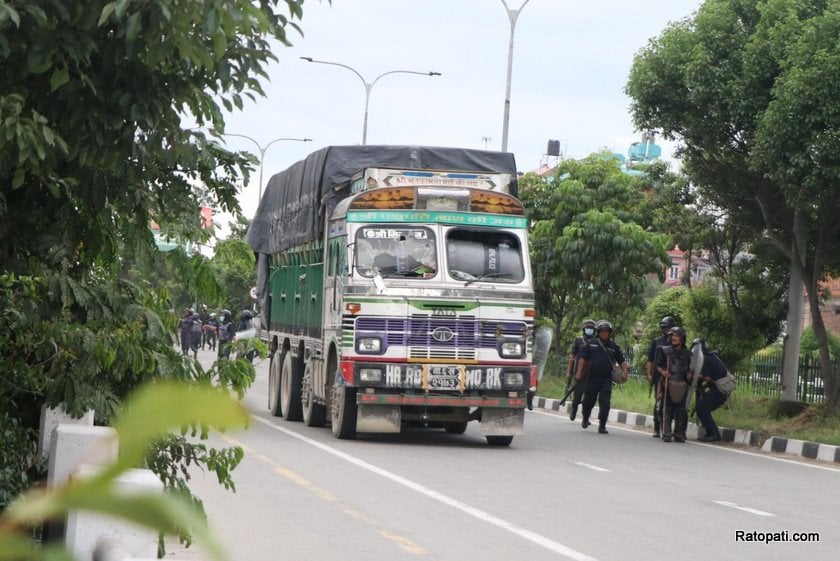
top-left (695, 350), bottom-right (729, 442)
top-left (655, 342), bottom-right (692, 442)
top-left (578, 335), bottom-right (625, 434)
top-left (647, 333), bottom-right (670, 436)
top-left (568, 335), bottom-right (590, 421)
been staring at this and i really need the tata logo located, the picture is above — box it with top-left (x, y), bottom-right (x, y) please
top-left (431, 327), bottom-right (454, 342)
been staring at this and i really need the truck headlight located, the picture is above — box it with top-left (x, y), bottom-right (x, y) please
top-left (357, 337), bottom-right (382, 354)
top-left (499, 340), bottom-right (524, 358)
top-left (359, 368), bottom-right (383, 383)
top-left (503, 371), bottom-right (525, 387)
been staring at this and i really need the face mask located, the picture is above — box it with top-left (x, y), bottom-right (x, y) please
top-left (584, 328), bottom-right (595, 337)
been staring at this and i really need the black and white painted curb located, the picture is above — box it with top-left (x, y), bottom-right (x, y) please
top-left (533, 396), bottom-right (840, 464)
top-left (760, 436), bottom-right (840, 463)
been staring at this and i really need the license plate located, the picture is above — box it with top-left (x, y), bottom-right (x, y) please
top-left (423, 365), bottom-right (464, 390)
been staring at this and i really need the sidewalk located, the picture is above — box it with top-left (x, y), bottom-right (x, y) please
top-left (533, 395), bottom-right (840, 465)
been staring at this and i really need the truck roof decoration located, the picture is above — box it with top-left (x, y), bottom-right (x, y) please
top-left (246, 145), bottom-right (518, 255)
top-left (347, 186), bottom-right (524, 215)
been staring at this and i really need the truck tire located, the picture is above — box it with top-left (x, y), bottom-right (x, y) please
top-left (302, 361), bottom-right (327, 427)
top-left (444, 421), bottom-right (468, 434)
top-left (485, 435), bottom-right (514, 447)
top-left (330, 385), bottom-right (357, 439)
top-left (268, 350), bottom-right (284, 417)
top-left (280, 352), bottom-right (303, 422)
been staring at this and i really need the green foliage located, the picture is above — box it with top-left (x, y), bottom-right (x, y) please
top-left (627, 0), bottom-right (840, 409)
top-left (638, 283), bottom-right (773, 370)
top-left (211, 225), bottom-right (256, 314)
top-left (0, 0), bottom-right (305, 542)
top-left (800, 326), bottom-right (840, 359)
top-left (0, 381), bottom-right (250, 561)
top-left (522, 154), bottom-right (670, 351)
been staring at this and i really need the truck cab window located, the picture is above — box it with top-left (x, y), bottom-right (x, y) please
top-left (355, 226), bottom-right (437, 279)
top-left (446, 230), bottom-right (524, 283)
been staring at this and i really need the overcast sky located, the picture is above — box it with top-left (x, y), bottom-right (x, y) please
top-left (217, 0), bottom-right (704, 217)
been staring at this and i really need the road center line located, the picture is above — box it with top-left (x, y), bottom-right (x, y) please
top-left (252, 416), bottom-right (599, 561)
top-left (712, 500), bottom-right (775, 517)
top-left (573, 462), bottom-right (611, 472)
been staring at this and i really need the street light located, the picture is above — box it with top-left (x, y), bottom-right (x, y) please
top-left (222, 134), bottom-right (312, 200)
top-left (300, 57), bottom-right (441, 145)
top-left (499, 0), bottom-right (532, 152)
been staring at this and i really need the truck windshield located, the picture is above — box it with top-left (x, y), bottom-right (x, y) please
top-left (355, 226), bottom-right (437, 278)
top-left (446, 229), bottom-right (524, 284)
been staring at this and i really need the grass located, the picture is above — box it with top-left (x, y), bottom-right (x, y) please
top-left (537, 374), bottom-right (840, 447)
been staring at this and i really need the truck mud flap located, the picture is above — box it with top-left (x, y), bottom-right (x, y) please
top-left (356, 404), bottom-right (401, 434)
top-left (479, 408), bottom-right (524, 436)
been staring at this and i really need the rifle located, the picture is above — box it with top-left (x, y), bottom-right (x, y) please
top-left (558, 380), bottom-right (577, 406)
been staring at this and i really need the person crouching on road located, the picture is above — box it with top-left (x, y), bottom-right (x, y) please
top-left (654, 327), bottom-right (692, 442)
top-left (567, 318), bottom-right (596, 421)
top-left (575, 320), bottom-right (628, 435)
top-left (692, 339), bottom-right (730, 442)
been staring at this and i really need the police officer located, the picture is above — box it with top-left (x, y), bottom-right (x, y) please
top-left (217, 309), bottom-right (235, 359)
top-left (575, 320), bottom-right (628, 434)
top-left (646, 316), bottom-right (675, 438)
top-left (654, 326), bottom-right (693, 442)
top-left (567, 318), bottom-right (596, 421)
top-left (692, 339), bottom-right (729, 442)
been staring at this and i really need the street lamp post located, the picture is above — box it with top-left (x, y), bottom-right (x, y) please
top-left (300, 57), bottom-right (441, 145)
top-left (223, 134), bottom-right (312, 200)
top-left (499, 0), bottom-right (532, 152)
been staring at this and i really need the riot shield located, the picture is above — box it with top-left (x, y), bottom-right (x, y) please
top-left (686, 340), bottom-right (705, 416)
top-left (533, 326), bottom-right (554, 381)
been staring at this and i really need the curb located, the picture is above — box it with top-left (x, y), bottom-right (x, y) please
top-left (760, 436), bottom-right (840, 464)
top-left (533, 396), bottom-right (837, 464)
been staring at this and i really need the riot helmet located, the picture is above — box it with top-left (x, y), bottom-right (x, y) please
top-left (659, 316), bottom-right (676, 331)
top-left (595, 320), bottom-right (613, 333)
top-left (240, 309), bottom-right (253, 321)
top-left (582, 318), bottom-right (596, 338)
top-left (668, 326), bottom-right (687, 345)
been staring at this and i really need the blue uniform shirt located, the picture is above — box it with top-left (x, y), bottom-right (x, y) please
top-left (580, 338), bottom-right (625, 380)
top-left (699, 351), bottom-right (727, 380)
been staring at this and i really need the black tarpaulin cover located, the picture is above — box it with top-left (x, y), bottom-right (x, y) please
top-left (246, 145), bottom-right (518, 255)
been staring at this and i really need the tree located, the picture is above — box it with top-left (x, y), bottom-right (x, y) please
top-left (0, 0), bottom-right (305, 524)
top-left (211, 216), bottom-right (257, 315)
top-left (627, 0), bottom-right (840, 412)
top-left (520, 153), bottom-right (670, 350)
top-left (638, 161), bottom-right (787, 349)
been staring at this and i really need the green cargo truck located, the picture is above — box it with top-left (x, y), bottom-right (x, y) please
top-left (247, 145), bottom-right (537, 445)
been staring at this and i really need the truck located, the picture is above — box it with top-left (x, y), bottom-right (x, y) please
top-left (246, 145), bottom-right (537, 446)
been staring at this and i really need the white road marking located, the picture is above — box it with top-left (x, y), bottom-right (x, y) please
top-left (529, 410), bottom-right (840, 473)
top-left (712, 500), bottom-right (775, 517)
top-left (573, 462), bottom-right (611, 472)
top-left (252, 416), bottom-right (599, 561)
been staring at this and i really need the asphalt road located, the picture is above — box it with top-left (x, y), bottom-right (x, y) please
top-left (166, 349), bottom-right (839, 561)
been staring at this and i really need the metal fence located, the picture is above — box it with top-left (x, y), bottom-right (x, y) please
top-left (556, 346), bottom-right (832, 405)
top-left (737, 351), bottom-right (829, 404)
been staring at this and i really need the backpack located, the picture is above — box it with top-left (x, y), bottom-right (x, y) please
top-left (714, 372), bottom-right (736, 396)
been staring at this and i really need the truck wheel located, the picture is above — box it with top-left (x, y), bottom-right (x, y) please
top-left (486, 435), bottom-right (514, 447)
top-left (302, 361), bottom-right (327, 427)
top-left (268, 350), bottom-right (284, 417)
top-left (280, 352), bottom-right (303, 422)
top-left (330, 385), bottom-right (357, 439)
top-left (444, 421), bottom-right (468, 434)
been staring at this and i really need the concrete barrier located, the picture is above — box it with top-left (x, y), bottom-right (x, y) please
top-left (38, 404), bottom-right (95, 460)
top-left (47, 425), bottom-right (118, 487)
top-left (65, 466), bottom-right (163, 561)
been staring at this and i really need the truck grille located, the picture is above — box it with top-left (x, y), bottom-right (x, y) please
top-left (346, 314), bottom-right (529, 361)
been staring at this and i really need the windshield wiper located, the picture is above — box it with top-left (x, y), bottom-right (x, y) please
top-left (464, 272), bottom-right (514, 286)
